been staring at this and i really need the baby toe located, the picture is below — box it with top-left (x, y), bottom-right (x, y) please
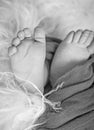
top-left (64, 31), bottom-right (75, 44)
top-left (17, 30), bottom-right (25, 40)
top-left (46, 52), bottom-right (53, 60)
top-left (23, 28), bottom-right (32, 38)
top-left (79, 30), bottom-right (90, 45)
top-left (87, 39), bottom-right (94, 55)
top-left (8, 46), bottom-right (17, 56)
top-left (85, 31), bottom-right (94, 47)
top-left (34, 27), bottom-right (46, 44)
top-left (72, 29), bottom-right (82, 43)
top-left (12, 37), bottom-right (20, 47)
top-left (47, 41), bottom-right (58, 53)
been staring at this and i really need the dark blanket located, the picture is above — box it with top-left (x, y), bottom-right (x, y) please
top-left (37, 55), bottom-right (94, 130)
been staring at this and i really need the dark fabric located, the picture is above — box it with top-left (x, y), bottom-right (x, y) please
top-left (37, 56), bottom-right (94, 130)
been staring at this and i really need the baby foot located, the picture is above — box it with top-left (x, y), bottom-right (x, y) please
top-left (8, 27), bottom-right (48, 92)
top-left (50, 30), bottom-right (94, 85)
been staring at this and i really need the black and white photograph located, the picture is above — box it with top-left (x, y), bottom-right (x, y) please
top-left (0, 0), bottom-right (94, 130)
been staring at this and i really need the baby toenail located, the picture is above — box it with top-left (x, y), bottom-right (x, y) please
top-left (24, 28), bottom-right (32, 37)
top-left (18, 31), bottom-right (25, 40)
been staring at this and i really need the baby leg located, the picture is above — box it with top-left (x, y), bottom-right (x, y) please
top-left (50, 30), bottom-right (94, 85)
top-left (8, 27), bottom-right (47, 93)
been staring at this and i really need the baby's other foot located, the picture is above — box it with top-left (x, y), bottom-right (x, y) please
top-left (46, 37), bottom-right (59, 61)
top-left (50, 30), bottom-right (94, 85)
top-left (9, 27), bottom-right (47, 92)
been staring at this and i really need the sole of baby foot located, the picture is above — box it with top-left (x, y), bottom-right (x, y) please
top-left (50, 29), bottom-right (94, 85)
top-left (9, 27), bottom-right (47, 93)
